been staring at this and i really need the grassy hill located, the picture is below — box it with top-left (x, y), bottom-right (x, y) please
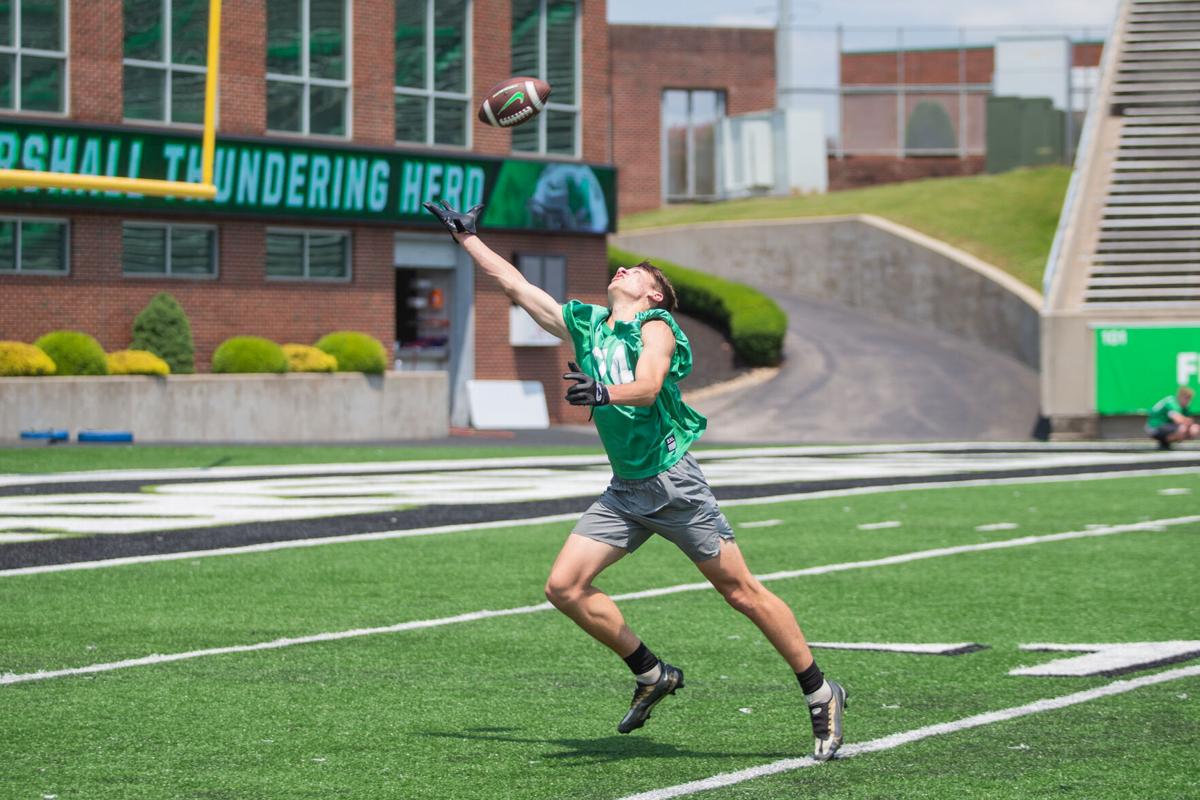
top-left (619, 166), bottom-right (1072, 292)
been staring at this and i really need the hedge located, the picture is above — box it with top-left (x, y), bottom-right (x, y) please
top-left (282, 343), bottom-right (337, 373)
top-left (315, 331), bottom-right (388, 374)
top-left (34, 331), bottom-right (110, 376)
top-left (211, 336), bottom-right (288, 374)
top-left (607, 246), bottom-right (787, 366)
top-left (107, 349), bottom-right (170, 376)
top-left (0, 341), bottom-right (57, 376)
top-left (131, 292), bottom-right (195, 374)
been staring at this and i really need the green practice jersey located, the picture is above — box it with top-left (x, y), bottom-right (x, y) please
top-left (1148, 395), bottom-right (1188, 428)
top-left (561, 300), bottom-right (707, 479)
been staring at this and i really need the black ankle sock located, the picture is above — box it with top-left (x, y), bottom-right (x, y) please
top-left (623, 643), bottom-right (659, 676)
top-left (796, 661), bottom-right (825, 695)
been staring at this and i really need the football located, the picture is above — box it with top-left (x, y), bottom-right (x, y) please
top-left (478, 76), bottom-right (552, 128)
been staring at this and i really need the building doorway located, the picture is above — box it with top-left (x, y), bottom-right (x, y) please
top-left (394, 234), bottom-right (475, 425)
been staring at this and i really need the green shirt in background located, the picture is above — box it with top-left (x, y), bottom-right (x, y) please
top-left (1147, 395), bottom-right (1188, 428)
top-left (561, 300), bottom-right (707, 479)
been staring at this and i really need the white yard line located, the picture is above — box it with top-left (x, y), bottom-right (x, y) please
top-left (612, 664), bottom-right (1200, 800)
top-left (857, 521), bottom-right (902, 530)
top-left (0, 442), bottom-right (1190, 489)
top-left (3, 514), bottom-right (1197, 686)
top-left (3, 466), bottom-right (1199, 577)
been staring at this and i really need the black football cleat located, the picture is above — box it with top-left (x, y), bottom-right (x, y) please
top-left (617, 662), bottom-right (684, 734)
top-left (810, 679), bottom-right (848, 762)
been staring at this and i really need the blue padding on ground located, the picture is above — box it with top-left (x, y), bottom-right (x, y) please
top-left (19, 429), bottom-right (70, 441)
top-left (77, 431), bottom-right (134, 443)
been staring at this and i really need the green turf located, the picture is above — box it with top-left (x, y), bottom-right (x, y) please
top-left (2, 471), bottom-right (1198, 798)
top-left (0, 442), bottom-right (785, 475)
top-left (620, 167), bottom-right (1070, 291)
top-left (0, 443), bottom-right (607, 474)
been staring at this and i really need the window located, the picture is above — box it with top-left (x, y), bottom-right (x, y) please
top-left (0, 0), bottom-right (67, 113)
top-left (266, 229), bottom-right (349, 279)
top-left (663, 89), bottom-right (725, 201)
top-left (516, 253), bottom-right (565, 302)
top-left (394, 0), bottom-right (470, 148)
top-left (123, 0), bottom-right (209, 124)
top-left (122, 222), bottom-right (217, 276)
top-left (0, 217), bottom-right (68, 273)
top-left (510, 0), bottom-right (578, 156)
top-left (266, 0), bottom-right (350, 136)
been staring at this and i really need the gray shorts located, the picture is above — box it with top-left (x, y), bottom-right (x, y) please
top-left (574, 452), bottom-right (735, 562)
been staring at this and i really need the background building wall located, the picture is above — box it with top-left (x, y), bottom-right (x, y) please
top-left (3, 0), bottom-right (616, 426)
top-left (609, 24), bottom-right (775, 216)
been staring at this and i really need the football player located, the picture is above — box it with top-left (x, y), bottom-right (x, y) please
top-left (424, 200), bottom-right (847, 761)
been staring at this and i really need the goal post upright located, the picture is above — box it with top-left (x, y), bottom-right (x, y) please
top-left (0, 0), bottom-right (222, 200)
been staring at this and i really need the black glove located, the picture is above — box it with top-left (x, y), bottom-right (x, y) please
top-left (422, 200), bottom-right (485, 238)
top-left (563, 361), bottom-right (610, 407)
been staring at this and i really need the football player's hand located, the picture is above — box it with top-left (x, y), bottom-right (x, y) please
top-left (422, 200), bottom-right (484, 240)
top-left (563, 361), bottom-right (610, 407)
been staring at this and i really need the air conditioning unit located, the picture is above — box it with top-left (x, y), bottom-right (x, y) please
top-left (718, 109), bottom-right (828, 199)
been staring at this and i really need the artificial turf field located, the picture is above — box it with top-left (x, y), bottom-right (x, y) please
top-left (2, 466), bottom-right (1199, 799)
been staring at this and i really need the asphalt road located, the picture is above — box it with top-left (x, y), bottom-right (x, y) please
top-left (692, 293), bottom-right (1041, 443)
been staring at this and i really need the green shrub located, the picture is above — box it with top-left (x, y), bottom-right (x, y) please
top-left (282, 343), bottom-right (337, 373)
top-left (107, 349), bottom-right (170, 376)
top-left (607, 246), bottom-right (788, 366)
top-left (211, 336), bottom-right (288, 374)
top-left (0, 341), bottom-right (57, 376)
top-left (131, 292), bottom-right (195, 374)
top-left (33, 331), bottom-right (109, 376)
top-left (315, 331), bottom-right (388, 374)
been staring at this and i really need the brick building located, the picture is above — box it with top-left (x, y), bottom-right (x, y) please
top-left (0, 0), bottom-right (614, 426)
top-left (608, 27), bottom-right (1104, 207)
top-left (609, 24), bottom-right (776, 216)
top-left (832, 42), bottom-right (1104, 190)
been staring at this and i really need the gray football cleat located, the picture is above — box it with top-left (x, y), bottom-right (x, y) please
top-left (617, 662), bottom-right (684, 734)
top-left (809, 679), bottom-right (848, 761)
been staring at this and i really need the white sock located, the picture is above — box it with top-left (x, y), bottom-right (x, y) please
top-left (805, 679), bottom-right (833, 706)
top-left (635, 662), bottom-right (663, 685)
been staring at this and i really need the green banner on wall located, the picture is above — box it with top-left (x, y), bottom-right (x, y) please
top-left (1095, 326), bottom-right (1200, 414)
top-left (0, 119), bottom-right (616, 233)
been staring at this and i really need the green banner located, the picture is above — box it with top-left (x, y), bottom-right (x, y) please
top-left (0, 119), bottom-right (616, 233)
top-left (1095, 326), bottom-right (1200, 414)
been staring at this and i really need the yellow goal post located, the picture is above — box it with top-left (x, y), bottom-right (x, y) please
top-left (0, 0), bottom-right (222, 200)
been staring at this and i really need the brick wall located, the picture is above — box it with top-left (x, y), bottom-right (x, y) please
top-left (610, 24), bottom-right (775, 216)
top-left (69, 0), bottom-right (123, 123)
top-left (353, 0), bottom-right (396, 146)
top-left (220, 1), bottom-right (266, 135)
top-left (828, 155), bottom-right (986, 191)
top-left (841, 42), bottom-right (1104, 86)
top-left (0, 215), bottom-right (394, 372)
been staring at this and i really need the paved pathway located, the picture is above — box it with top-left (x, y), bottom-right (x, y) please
top-left (692, 293), bottom-right (1041, 443)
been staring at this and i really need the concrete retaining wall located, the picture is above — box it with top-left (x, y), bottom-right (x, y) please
top-left (0, 372), bottom-right (449, 443)
top-left (613, 215), bottom-right (1042, 369)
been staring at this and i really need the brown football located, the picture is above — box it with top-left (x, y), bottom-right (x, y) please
top-left (478, 76), bottom-right (552, 128)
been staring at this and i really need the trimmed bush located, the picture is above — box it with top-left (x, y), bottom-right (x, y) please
top-left (0, 341), bottom-right (57, 376)
top-left (315, 331), bottom-right (388, 374)
top-left (211, 336), bottom-right (288, 374)
top-left (608, 246), bottom-right (788, 366)
top-left (107, 349), bottom-right (170, 376)
top-left (282, 343), bottom-right (337, 373)
top-left (131, 292), bottom-right (195, 374)
top-left (33, 331), bottom-right (109, 376)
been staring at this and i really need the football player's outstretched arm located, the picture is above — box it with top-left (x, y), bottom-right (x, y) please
top-left (459, 235), bottom-right (568, 340)
top-left (423, 200), bottom-right (567, 340)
